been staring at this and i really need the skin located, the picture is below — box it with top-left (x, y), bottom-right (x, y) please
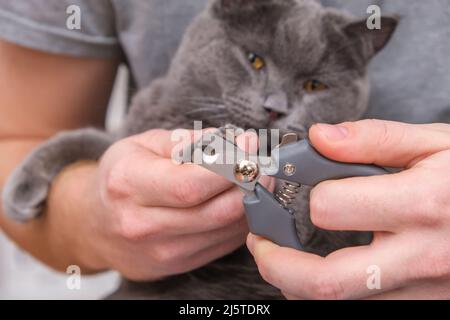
top-left (248, 119), bottom-right (450, 299)
top-left (0, 40), bottom-right (273, 280)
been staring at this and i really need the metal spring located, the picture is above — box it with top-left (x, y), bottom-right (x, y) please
top-left (274, 182), bottom-right (301, 208)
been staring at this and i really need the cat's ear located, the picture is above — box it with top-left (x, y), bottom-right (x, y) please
top-left (344, 16), bottom-right (399, 61)
top-left (212, 0), bottom-right (274, 19)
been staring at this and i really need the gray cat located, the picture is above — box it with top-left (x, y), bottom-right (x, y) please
top-left (2, 0), bottom-right (397, 299)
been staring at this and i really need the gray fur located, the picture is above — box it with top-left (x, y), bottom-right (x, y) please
top-left (2, 129), bottom-right (112, 222)
top-left (2, 0), bottom-right (397, 299)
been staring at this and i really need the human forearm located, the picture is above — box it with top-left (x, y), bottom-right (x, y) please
top-left (38, 160), bottom-right (109, 273)
top-left (0, 140), bottom-right (105, 273)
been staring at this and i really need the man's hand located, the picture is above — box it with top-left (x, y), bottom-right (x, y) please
top-left (247, 120), bottom-right (450, 299)
top-left (50, 129), bottom-right (272, 281)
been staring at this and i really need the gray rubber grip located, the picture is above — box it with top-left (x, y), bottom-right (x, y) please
top-left (243, 184), bottom-right (303, 250)
top-left (271, 140), bottom-right (388, 186)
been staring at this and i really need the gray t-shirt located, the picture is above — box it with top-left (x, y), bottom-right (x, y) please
top-left (0, 0), bottom-right (449, 123)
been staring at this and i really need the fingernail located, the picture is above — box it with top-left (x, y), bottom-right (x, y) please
top-left (315, 124), bottom-right (349, 141)
top-left (246, 234), bottom-right (255, 254)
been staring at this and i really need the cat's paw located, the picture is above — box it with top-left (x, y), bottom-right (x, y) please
top-left (2, 129), bottom-right (112, 222)
top-left (2, 161), bottom-right (51, 222)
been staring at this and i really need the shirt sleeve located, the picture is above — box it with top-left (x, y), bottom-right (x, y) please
top-left (0, 0), bottom-right (121, 58)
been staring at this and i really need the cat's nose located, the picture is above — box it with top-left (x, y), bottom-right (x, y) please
top-left (263, 92), bottom-right (288, 120)
top-left (264, 92), bottom-right (288, 113)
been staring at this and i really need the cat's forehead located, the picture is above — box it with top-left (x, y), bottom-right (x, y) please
top-left (272, 9), bottom-right (327, 71)
top-left (221, 1), bottom-right (348, 74)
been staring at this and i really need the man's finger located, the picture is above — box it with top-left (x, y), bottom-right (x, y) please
top-left (143, 227), bottom-right (248, 277)
top-left (145, 218), bottom-right (248, 258)
top-left (134, 176), bottom-right (275, 236)
top-left (247, 233), bottom-right (419, 300)
top-left (310, 168), bottom-right (433, 232)
top-left (367, 279), bottom-right (450, 299)
top-left (309, 120), bottom-right (450, 168)
top-left (127, 154), bottom-right (234, 207)
top-left (131, 128), bottom-right (199, 159)
top-left (140, 187), bottom-right (247, 235)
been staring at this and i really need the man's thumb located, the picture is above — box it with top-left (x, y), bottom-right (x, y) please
top-left (309, 120), bottom-right (450, 168)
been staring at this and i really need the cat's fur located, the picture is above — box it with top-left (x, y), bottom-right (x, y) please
top-left (2, 0), bottom-right (397, 299)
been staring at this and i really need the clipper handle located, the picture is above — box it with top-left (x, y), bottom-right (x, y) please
top-left (243, 184), bottom-right (302, 250)
top-left (271, 140), bottom-right (388, 186)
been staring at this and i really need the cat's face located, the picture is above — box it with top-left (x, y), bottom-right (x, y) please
top-left (168, 0), bottom-right (397, 135)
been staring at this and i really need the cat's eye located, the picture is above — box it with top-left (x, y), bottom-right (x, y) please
top-left (303, 80), bottom-right (328, 92)
top-left (247, 52), bottom-right (265, 70)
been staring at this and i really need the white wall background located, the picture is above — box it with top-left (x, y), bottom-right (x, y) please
top-left (0, 66), bottom-right (129, 300)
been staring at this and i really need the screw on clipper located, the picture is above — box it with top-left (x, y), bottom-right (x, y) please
top-left (234, 160), bottom-right (259, 183)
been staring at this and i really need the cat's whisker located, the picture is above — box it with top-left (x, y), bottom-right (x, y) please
top-left (205, 113), bottom-right (228, 120)
top-left (194, 103), bottom-right (226, 110)
top-left (223, 97), bottom-right (252, 112)
top-left (224, 96), bottom-right (250, 105)
top-left (186, 102), bottom-right (226, 114)
top-left (186, 107), bottom-right (222, 115)
top-left (186, 99), bottom-right (226, 108)
top-left (184, 97), bottom-right (225, 104)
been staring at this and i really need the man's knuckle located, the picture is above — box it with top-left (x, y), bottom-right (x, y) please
top-left (119, 219), bottom-right (143, 241)
top-left (118, 212), bottom-right (160, 241)
top-left (256, 256), bottom-right (275, 284)
top-left (430, 183), bottom-right (450, 221)
top-left (152, 243), bottom-right (181, 265)
top-left (410, 194), bottom-right (443, 228)
top-left (134, 129), bottom-right (167, 145)
top-left (373, 120), bottom-right (392, 146)
top-left (105, 162), bottom-right (132, 198)
top-left (310, 186), bottom-right (331, 228)
top-left (417, 249), bottom-right (450, 280)
top-left (146, 129), bottom-right (168, 140)
top-left (213, 195), bottom-right (243, 225)
top-left (309, 272), bottom-right (346, 300)
top-left (173, 180), bottom-right (204, 206)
